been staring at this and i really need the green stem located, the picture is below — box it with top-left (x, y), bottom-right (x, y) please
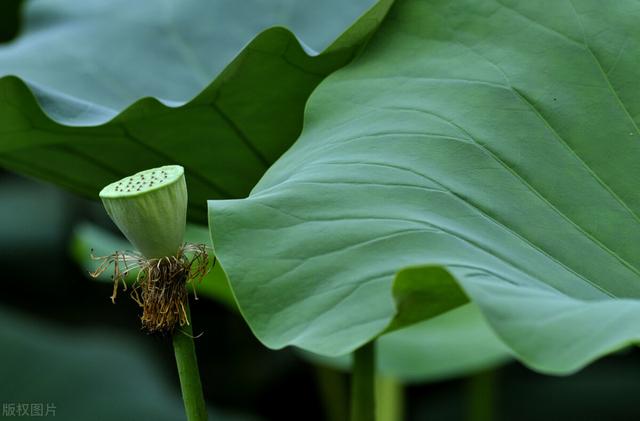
top-left (172, 298), bottom-right (207, 421)
top-left (467, 369), bottom-right (496, 421)
top-left (316, 365), bottom-right (349, 421)
top-left (376, 376), bottom-right (403, 421)
top-left (351, 341), bottom-right (376, 421)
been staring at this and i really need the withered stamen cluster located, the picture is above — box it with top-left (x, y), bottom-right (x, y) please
top-left (90, 243), bottom-right (210, 333)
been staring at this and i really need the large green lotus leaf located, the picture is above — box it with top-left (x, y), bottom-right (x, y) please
top-left (0, 0), bottom-right (392, 222)
top-left (72, 222), bottom-right (510, 381)
top-left (208, 0), bottom-right (640, 373)
top-left (0, 305), bottom-right (253, 420)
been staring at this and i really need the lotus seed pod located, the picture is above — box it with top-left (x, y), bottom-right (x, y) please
top-left (99, 165), bottom-right (187, 259)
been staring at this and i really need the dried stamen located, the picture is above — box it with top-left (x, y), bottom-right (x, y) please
top-left (90, 243), bottom-right (211, 333)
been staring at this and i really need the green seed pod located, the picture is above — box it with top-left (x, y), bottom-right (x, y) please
top-left (99, 165), bottom-right (187, 258)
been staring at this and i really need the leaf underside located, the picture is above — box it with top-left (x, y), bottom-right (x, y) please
top-left (0, 0), bottom-right (392, 223)
top-left (209, 0), bottom-right (640, 373)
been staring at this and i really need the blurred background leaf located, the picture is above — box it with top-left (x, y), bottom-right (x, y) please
top-left (0, 0), bottom-right (392, 223)
top-left (303, 304), bottom-right (510, 384)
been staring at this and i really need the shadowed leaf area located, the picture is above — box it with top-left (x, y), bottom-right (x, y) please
top-left (0, 0), bottom-right (392, 222)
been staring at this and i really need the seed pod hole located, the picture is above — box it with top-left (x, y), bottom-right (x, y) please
top-left (99, 165), bottom-right (183, 198)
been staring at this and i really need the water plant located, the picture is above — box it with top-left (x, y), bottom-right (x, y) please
top-left (92, 165), bottom-right (209, 421)
top-left (2, 0), bottom-right (640, 419)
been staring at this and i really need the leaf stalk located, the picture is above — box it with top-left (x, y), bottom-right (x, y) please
top-left (351, 341), bottom-right (376, 421)
top-left (173, 299), bottom-right (208, 421)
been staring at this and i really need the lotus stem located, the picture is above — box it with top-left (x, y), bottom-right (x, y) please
top-left (173, 299), bottom-right (208, 421)
top-left (316, 365), bottom-right (349, 421)
top-left (467, 369), bottom-right (496, 421)
top-left (376, 376), bottom-right (403, 421)
top-left (351, 341), bottom-right (376, 421)
top-left (94, 165), bottom-right (209, 420)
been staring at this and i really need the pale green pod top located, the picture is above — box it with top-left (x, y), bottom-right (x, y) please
top-left (99, 165), bottom-right (187, 258)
